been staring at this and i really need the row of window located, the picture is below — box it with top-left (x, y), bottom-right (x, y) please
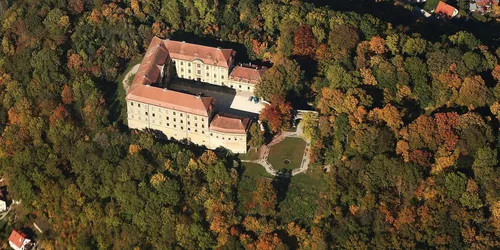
top-left (175, 60), bottom-right (226, 71)
top-left (210, 133), bottom-right (244, 141)
top-left (129, 102), bottom-right (206, 121)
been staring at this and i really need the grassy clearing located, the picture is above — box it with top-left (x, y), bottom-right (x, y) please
top-left (239, 148), bottom-right (260, 161)
top-left (424, 0), bottom-right (440, 12)
top-left (268, 137), bottom-right (306, 170)
top-left (242, 162), bottom-right (273, 179)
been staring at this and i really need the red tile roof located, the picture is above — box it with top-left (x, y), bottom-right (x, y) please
top-left (8, 230), bottom-right (28, 249)
top-left (164, 39), bottom-right (235, 68)
top-left (210, 113), bottom-right (250, 134)
top-left (127, 87), bottom-right (214, 116)
top-left (229, 65), bottom-right (267, 85)
top-left (127, 37), bottom-right (215, 116)
top-left (435, 1), bottom-right (458, 18)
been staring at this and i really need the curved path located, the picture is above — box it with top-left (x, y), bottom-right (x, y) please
top-left (242, 122), bottom-right (311, 177)
top-left (122, 64), bottom-right (141, 92)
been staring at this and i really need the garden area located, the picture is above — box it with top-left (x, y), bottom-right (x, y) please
top-left (242, 162), bottom-right (273, 179)
top-left (268, 137), bottom-right (306, 171)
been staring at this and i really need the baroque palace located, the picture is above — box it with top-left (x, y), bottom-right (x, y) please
top-left (126, 37), bottom-right (266, 153)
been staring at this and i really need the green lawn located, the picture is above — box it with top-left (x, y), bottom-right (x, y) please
top-left (239, 148), bottom-right (260, 161)
top-left (291, 173), bottom-right (317, 185)
top-left (424, 0), bottom-right (440, 12)
top-left (242, 162), bottom-right (273, 178)
top-left (268, 137), bottom-right (306, 171)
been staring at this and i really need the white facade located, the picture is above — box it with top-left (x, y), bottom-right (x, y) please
top-left (127, 100), bottom-right (248, 153)
top-left (0, 200), bottom-right (6, 212)
top-left (172, 58), bottom-right (231, 87)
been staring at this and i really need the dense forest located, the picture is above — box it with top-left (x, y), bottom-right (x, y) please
top-left (0, 0), bottom-right (498, 249)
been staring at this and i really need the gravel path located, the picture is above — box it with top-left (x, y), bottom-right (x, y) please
top-left (242, 122), bottom-right (311, 177)
top-left (122, 64), bottom-right (140, 92)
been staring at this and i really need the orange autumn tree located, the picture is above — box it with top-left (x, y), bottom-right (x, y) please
top-left (293, 25), bottom-right (318, 57)
top-left (259, 97), bottom-right (292, 133)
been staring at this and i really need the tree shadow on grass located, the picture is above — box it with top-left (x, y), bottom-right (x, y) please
top-left (272, 169), bottom-right (292, 206)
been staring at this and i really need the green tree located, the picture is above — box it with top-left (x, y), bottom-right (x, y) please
top-left (248, 123), bottom-right (265, 148)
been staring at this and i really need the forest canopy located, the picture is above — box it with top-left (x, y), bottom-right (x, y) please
top-left (0, 0), bottom-right (498, 249)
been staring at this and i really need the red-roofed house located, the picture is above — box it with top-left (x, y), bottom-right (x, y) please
top-left (228, 64), bottom-right (267, 93)
top-left (470, 0), bottom-right (499, 13)
top-left (8, 230), bottom-right (32, 250)
top-left (434, 1), bottom-right (459, 18)
top-left (209, 113), bottom-right (250, 153)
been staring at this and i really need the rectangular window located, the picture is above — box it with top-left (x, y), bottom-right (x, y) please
top-left (206, 73), bottom-right (209, 77)
top-left (197, 70), bottom-right (201, 74)
top-left (188, 63), bottom-right (191, 66)
top-left (210, 133), bottom-right (213, 136)
top-left (181, 61), bottom-right (183, 65)
top-left (152, 113), bottom-right (155, 117)
top-left (173, 112), bottom-right (176, 115)
top-left (167, 117), bottom-right (169, 120)
top-left (214, 74), bottom-right (217, 77)
top-left (188, 70), bottom-right (191, 73)
top-left (202, 131), bottom-right (205, 134)
top-left (174, 124), bottom-right (176, 128)
top-left (188, 128), bottom-right (191, 131)
top-left (180, 113), bottom-right (183, 117)
top-left (181, 126), bottom-right (183, 130)
top-left (195, 123), bottom-right (197, 127)
top-left (131, 102), bottom-right (134, 106)
top-left (145, 112), bottom-right (148, 115)
top-left (180, 120), bottom-right (183, 124)
top-left (206, 66), bottom-right (209, 70)
top-left (174, 118), bottom-right (176, 122)
top-left (138, 103), bottom-right (141, 107)
top-left (197, 64), bottom-right (200, 68)
top-left (195, 129), bottom-right (198, 133)
top-left (195, 117), bottom-right (197, 120)
top-left (167, 123), bottom-right (170, 126)
top-left (221, 76), bottom-right (224, 79)
top-left (188, 121), bottom-right (190, 125)
top-left (239, 85), bottom-right (242, 88)
top-left (202, 118), bottom-right (204, 122)
top-left (202, 125), bottom-right (204, 128)
top-left (248, 86), bottom-right (250, 90)
top-left (181, 68), bottom-right (184, 72)
top-left (229, 138), bottom-right (231, 140)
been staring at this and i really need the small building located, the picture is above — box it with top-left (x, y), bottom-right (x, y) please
top-left (434, 1), bottom-right (459, 18)
top-left (0, 190), bottom-right (7, 212)
top-left (8, 230), bottom-right (32, 250)
top-left (470, 0), bottom-right (499, 13)
top-left (209, 113), bottom-right (250, 154)
top-left (228, 64), bottom-right (267, 93)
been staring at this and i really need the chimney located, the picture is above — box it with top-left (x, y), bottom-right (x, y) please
top-left (163, 88), bottom-right (167, 91)
top-left (146, 84), bottom-right (150, 87)
top-left (182, 41), bottom-right (185, 43)
top-left (216, 47), bottom-right (221, 51)
top-left (195, 94), bottom-right (201, 99)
